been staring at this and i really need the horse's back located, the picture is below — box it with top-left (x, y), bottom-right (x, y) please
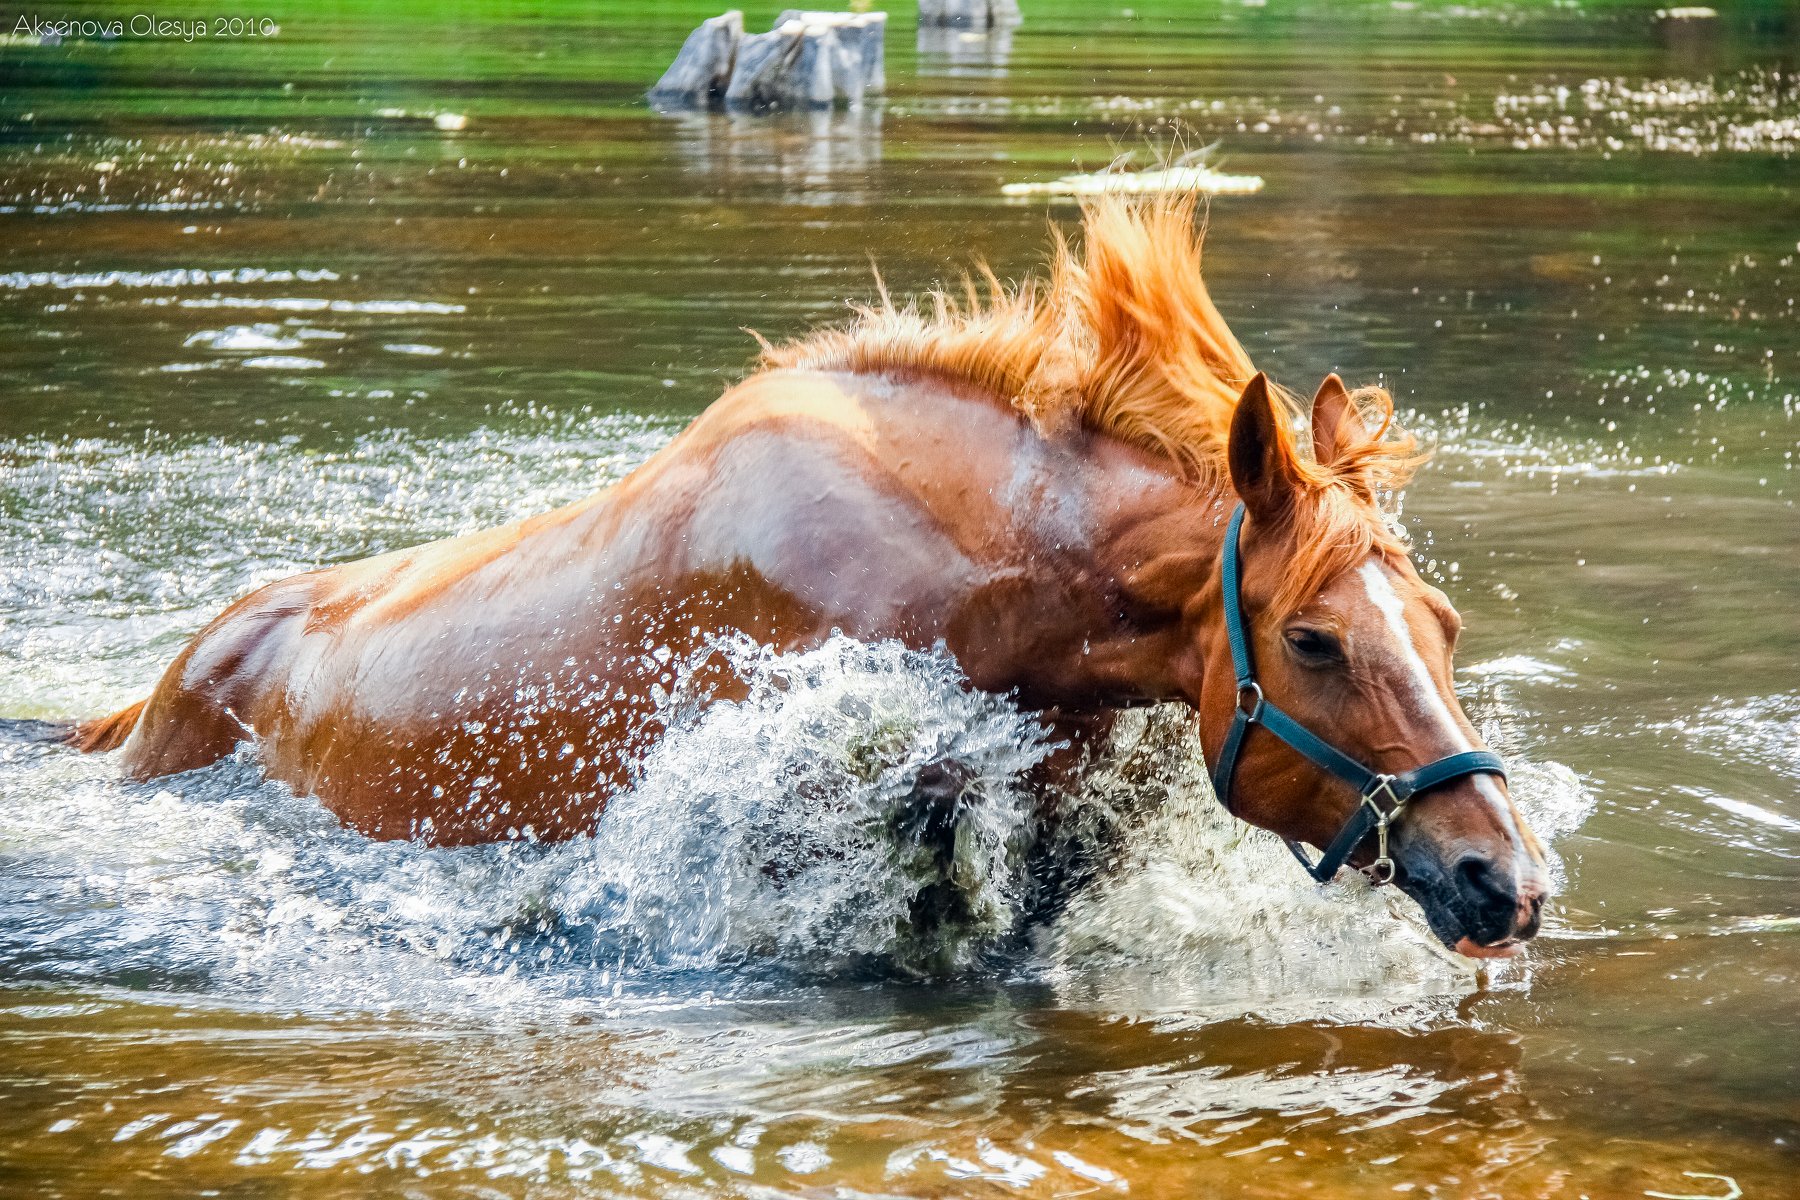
top-left (99, 366), bottom-right (1059, 843)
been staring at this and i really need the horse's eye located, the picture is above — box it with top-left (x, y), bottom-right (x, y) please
top-left (1284, 626), bottom-right (1344, 664)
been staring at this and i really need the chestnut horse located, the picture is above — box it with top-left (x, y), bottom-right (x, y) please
top-left (67, 196), bottom-right (1548, 957)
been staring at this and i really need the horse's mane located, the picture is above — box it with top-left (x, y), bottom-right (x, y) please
top-left (760, 193), bottom-right (1424, 612)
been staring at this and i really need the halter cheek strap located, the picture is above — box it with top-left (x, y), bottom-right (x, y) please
top-left (1207, 503), bottom-right (1508, 884)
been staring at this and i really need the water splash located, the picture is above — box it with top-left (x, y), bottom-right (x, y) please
top-left (1045, 697), bottom-right (1594, 1022)
top-left (1057, 710), bottom-right (1454, 1021)
top-left (553, 635), bottom-right (1053, 976)
top-left (0, 636), bottom-right (1056, 1006)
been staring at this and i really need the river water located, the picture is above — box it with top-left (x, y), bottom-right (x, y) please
top-left (1, 2), bottom-right (1795, 1196)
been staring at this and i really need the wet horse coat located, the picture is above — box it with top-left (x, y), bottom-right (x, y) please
top-left (71, 196), bottom-right (1549, 954)
top-left (98, 369), bottom-right (1209, 844)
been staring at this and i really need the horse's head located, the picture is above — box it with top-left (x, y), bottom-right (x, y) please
top-left (1194, 372), bottom-right (1550, 957)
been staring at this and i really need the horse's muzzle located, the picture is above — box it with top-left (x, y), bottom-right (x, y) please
top-left (1391, 816), bottom-right (1549, 957)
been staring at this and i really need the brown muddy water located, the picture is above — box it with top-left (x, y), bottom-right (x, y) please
top-left (0, 2), bottom-right (1796, 1197)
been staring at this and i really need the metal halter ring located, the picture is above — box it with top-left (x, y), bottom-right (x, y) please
top-left (1362, 775), bottom-right (1404, 885)
top-left (1235, 680), bottom-right (1264, 720)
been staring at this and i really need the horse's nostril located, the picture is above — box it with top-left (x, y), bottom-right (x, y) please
top-left (1452, 854), bottom-right (1518, 937)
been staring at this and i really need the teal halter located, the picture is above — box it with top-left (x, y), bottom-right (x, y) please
top-left (1208, 503), bottom-right (1509, 885)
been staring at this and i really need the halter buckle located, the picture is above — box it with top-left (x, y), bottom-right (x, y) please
top-left (1361, 775), bottom-right (1405, 886)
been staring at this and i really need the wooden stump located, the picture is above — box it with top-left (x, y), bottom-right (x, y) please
top-left (650, 9), bottom-right (887, 111)
top-left (777, 11), bottom-right (886, 96)
top-left (647, 10), bottom-right (745, 108)
top-left (918, 0), bottom-right (1021, 30)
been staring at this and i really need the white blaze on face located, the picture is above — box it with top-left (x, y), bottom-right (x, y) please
top-left (1357, 561), bottom-right (1469, 752)
top-left (1357, 561), bottom-right (1520, 839)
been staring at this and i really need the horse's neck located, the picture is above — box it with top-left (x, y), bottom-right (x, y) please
top-left (1003, 439), bottom-right (1230, 708)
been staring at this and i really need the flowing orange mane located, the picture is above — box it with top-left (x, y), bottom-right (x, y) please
top-left (760, 193), bottom-right (1424, 612)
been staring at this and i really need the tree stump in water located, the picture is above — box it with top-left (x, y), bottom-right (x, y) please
top-left (649, 10), bottom-right (887, 111)
top-left (918, 0), bottom-right (1021, 29)
top-left (781, 10), bottom-right (887, 97)
top-left (647, 10), bottom-right (745, 108)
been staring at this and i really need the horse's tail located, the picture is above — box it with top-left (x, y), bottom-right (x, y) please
top-left (65, 700), bottom-right (146, 753)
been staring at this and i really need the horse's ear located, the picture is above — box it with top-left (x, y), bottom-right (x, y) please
top-left (1228, 372), bottom-right (1304, 522)
top-left (1310, 373), bottom-right (1354, 466)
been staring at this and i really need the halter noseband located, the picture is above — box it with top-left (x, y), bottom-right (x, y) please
top-left (1207, 502), bottom-right (1508, 885)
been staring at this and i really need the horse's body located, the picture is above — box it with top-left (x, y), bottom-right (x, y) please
top-left (101, 368), bottom-right (1198, 844)
top-left (70, 196), bottom-right (1550, 955)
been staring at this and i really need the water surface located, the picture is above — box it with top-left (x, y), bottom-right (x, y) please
top-left (1, 2), bottom-right (1796, 1196)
